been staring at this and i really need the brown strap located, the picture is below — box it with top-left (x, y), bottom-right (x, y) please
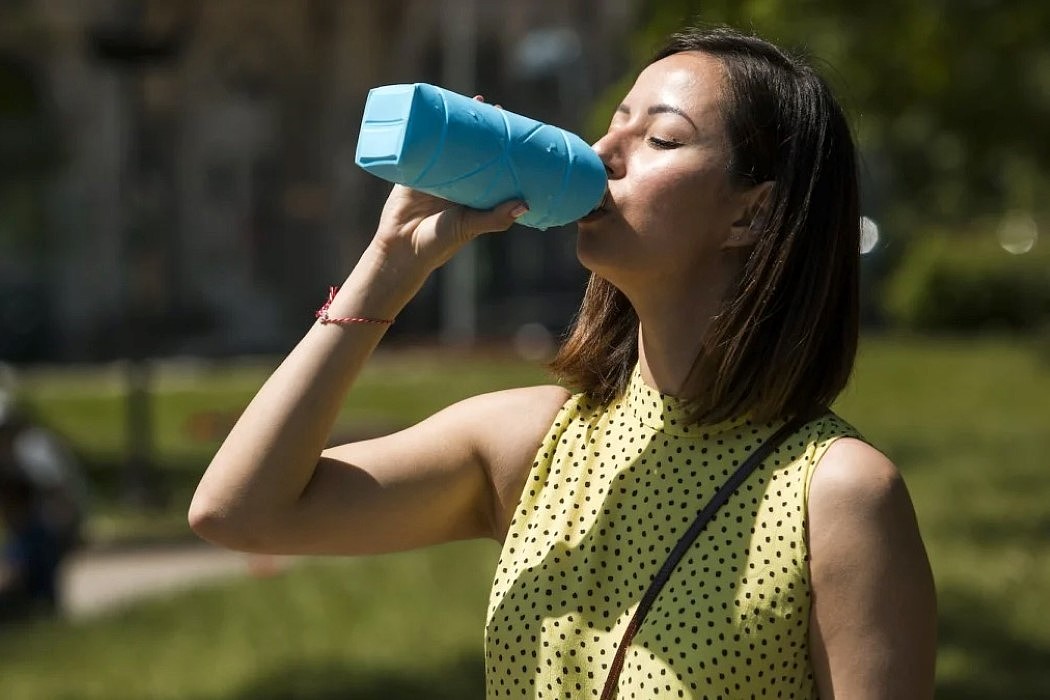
top-left (599, 408), bottom-right (823, 700)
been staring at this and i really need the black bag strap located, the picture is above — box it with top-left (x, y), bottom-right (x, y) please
top-left (599, 408), bottom-right (824, 700)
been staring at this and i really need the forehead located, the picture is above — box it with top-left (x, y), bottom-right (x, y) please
top-left (627, 51), bottom-right (726, 118)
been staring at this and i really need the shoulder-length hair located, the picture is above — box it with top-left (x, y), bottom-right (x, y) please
top-left (550, 26), bottom-right (860, 424)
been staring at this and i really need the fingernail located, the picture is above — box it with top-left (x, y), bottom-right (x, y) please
top-left (510, 203), bottom-right (529, 218)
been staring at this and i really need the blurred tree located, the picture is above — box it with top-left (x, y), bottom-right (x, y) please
top-left (590, 0), bottom-right (1050, 231)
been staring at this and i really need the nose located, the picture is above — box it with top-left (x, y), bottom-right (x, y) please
top-left (591, 130), bottom-right (625, 180)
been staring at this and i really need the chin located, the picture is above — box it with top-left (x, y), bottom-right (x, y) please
top-left (575, 229), bottom-right (636, 284)
top-left (574, 223), bottom-right (606, 272)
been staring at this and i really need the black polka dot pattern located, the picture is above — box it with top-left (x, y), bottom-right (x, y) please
top-left (484, 363), bottom-right (861, 698)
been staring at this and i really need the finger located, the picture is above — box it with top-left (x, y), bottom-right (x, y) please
top-left (383, 184), bottom-right (447, 219)
top-left (472, 95), bottom-right (501, 110)
top-left (460, 200), bottom-right (529, 236)
top-left (391, 183), bottom-right (444, 205)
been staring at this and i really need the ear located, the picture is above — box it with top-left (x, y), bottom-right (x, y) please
top-left (724, 180), bottom-right (774, 250)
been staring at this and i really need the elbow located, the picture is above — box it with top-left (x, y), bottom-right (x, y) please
top-left (187, 494), bottom-right (233, 547)
top-left (188, 493), bottom-right (266, 552)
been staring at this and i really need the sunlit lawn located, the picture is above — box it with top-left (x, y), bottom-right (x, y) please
top-left (12, 348), bottom-right (550, 543)
top-left (1, 335), bottom-right (1048, 699)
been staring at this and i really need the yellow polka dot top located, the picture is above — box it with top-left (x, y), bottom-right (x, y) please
top-left (485, 363), bottom-right (861, 699)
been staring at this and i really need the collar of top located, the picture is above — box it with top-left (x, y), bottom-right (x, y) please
top-left (623, 363), bottom-right (752, 438)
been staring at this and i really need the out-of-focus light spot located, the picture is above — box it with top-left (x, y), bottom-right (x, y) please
top-left (513, 322), bottom-right (554, 361)
top-left (997, 211), bottom-right (1038, 254)
top-left (512, 28), bottom-right (582, 78)
top-left (859, 216), bottom-right (879, 255)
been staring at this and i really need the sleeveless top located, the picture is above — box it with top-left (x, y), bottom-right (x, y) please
top-left (484, 364), bottom-right (862, 699)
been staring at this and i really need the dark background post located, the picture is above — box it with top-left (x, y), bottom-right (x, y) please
top-left (87, 2), bottom-right (191, 509)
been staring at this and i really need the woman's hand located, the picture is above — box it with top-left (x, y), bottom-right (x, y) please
top-left (371, 185), bottom-right (527, 275)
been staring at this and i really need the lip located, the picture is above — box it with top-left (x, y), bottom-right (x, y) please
top-left (578, 190), bottom-right (611, 224)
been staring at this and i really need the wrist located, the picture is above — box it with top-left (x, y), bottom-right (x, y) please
top-left (364, 243), bottom-right (433, 289)
top-left (332, 243), bottom-right (430, 319)
top-left (315, 286), bottom-right (394, 326)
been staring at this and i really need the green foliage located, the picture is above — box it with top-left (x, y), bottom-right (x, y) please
top-left (886, 229), bottom-right (1050, 332)
top-left (602, 0), bottom-right (1050, 227)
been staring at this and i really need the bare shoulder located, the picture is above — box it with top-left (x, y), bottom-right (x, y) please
top-left (459, 383), bottom-right (572, 539)
top-left (404, 382), bottom-right (570, 443)
top-left (807, 437), bottom-right (937, 697)
top-left (809, 437), bottom-right (905, 516)
top-left (467, 383), bottom-right (574, 453)
top-left (807, 437), bottom-right (924, 562)
top-left (456, 383), bottom-right (572, 432)
top-left (447, 383), bottom-right (571, 453)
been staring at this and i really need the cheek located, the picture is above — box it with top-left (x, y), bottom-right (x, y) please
top-left (628, 167), bottom-right (722, 232)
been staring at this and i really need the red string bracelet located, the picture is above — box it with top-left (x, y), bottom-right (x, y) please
top-left (315, 286), bottom-right (394, 326)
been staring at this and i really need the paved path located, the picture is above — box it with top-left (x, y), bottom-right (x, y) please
top-left (61, 542), bottom-right (295, 619)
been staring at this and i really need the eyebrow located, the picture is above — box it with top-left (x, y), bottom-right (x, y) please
top-left (616, 103), bottom-right (698, 133)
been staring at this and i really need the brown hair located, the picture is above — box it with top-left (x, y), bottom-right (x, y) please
top-left (550, 26), bottom-right (860, 424)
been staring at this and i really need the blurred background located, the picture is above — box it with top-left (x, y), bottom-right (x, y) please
top-left (0, 0), bottom-right (1047, 698)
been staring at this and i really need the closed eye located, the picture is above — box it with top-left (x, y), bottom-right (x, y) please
top-left (648, 137), bottom-right (682, 150)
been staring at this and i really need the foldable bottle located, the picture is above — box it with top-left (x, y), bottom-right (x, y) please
top-left (355, 83), bottom-right (607, 230)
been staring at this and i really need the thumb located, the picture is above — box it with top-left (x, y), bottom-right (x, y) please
top-left (459, 200), bottom-right (530, 237)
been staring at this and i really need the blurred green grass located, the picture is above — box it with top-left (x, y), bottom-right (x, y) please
top-left (13, 349), bottom-right (550, 543)
top-left (2, 335), bottom-right (1049, 699)
top-left (1, 544), bottom-right (498, 699)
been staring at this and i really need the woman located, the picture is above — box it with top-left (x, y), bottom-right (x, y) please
top-left (190, 26), bottom-right (936, 698)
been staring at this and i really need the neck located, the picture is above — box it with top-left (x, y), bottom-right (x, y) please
top-left (627, 263), bottom-right (739, 397)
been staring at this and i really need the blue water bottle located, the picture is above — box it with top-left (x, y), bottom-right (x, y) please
top-left (355, 83), bottom-right (607, 230)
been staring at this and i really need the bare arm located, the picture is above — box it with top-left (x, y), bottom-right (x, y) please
top-left (278, 384), bottom-right (569, 555)
top-left (808, 438), bottom-right (937, 699)
top-left (188, 185), bottom-right (543, 555)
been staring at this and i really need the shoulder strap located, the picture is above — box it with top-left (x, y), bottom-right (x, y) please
top-left (599, 408), bottom-right (824, 700)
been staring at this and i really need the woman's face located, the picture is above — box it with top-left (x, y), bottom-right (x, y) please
top-left (578, 52), bottom-right (757, 286)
